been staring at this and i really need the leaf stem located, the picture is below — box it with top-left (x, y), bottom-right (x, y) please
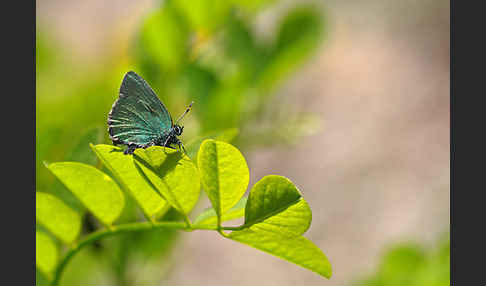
top-left (51, 220), bottom-right (246, 285)
top-left (52, 221), bottom-right (189, 286)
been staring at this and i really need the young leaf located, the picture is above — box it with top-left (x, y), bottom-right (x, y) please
top-left (36, 231), bottom-right (58, 280)
top-left (243, 175), bottom-right (311, 237)
top-left (46, 126), bottom-right (105, 215)
top-left (229, 229), bottom-right (332, 279)
top-left (133, 146), bottom-right (200, 216)
top-left (90, 144), bottom-right (168, 219)
top-left (36, 192), bottom-right (82, 244)
top-left (46, 162), bottom-right (125, 227)
top-left (194, 197), bottom-right (247, 227)
top-left (197, 139), bottom-right (249, 221)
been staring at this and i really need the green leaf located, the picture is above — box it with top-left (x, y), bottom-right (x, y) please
top-left (243, 175), bottom-right (311, 237)
top-left (46, 162), bottom-right (125, 226)
top-left (194, 196), bottom-right (247, 227)
top-left (90, 144), bottom-right (168, 219)
top-left (133, 146), bottom-right (200, 216)
top-left (36, 231), bottom-right (58, 280)
top-left (229, 229), bottom-right (332, 279)
top-left (197, 139), bottom-right (249, 221)
top-left (46, 126), bottom-right (105, 214)
top-left (36, 192), bottom-right (82, 244)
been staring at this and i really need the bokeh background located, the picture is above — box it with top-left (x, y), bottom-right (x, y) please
top-left (36, 0), bottom-right (450, 285)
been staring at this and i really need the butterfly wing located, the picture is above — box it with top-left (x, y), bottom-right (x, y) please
top-left (108, 71), bottom-right (173, 146)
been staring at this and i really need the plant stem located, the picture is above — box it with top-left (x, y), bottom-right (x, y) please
top-left (51, 221), bottom-right (244, 285)
top-left (52, 221), bottom-right (187, 286)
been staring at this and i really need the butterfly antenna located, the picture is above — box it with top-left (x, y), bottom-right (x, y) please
top-left (175, 101), bottom-right (194, 125)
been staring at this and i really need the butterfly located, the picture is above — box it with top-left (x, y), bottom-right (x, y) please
top-left (108, 71), bottom-right (193, 155)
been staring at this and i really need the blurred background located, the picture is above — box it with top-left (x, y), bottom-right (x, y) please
top-left (36, 0), bottom-right (450, 285)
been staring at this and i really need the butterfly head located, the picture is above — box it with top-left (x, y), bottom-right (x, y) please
top-left (173, 124), bottom-right (184, 136)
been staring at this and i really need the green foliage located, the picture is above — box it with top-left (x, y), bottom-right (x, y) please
top-left (133, 147), bottom-right (200, 217)
top-left (351, 236), bottom-right (450, 286)
top-left (243, 175), bottom-right (312, 237)
top-left (171, 0), bottom-right (231, 31)
top-left (36, 0), bottom-right (327, 195)
top-left (37, 1), bottom-right (328, 284)
top-left (197, 139), bottom-right (249, 219)
top-left (139, 5), bottom-right (189, 73)
top-left (36, 192), bottom-right (81, 244)
top-left (36, 231), bottom-right (59, 280)
top-left (133, 0), bottom-right (326, 138)
top-left (229, 229), bottom-right (332, 278)
top-left (194, 196), bottom-right (247, 227)
top-left (260, 6), bottom-right (324, 89)
top-left (36, 140), bottom-right (332, 284)
top-left (90, 144), bottom-right (167, 219)
top-left (46, 162), bottom-right (125, 227)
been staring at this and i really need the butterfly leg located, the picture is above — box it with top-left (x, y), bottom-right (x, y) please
top-left (162, 136), bottom-right (172, 154)
top-left (124, 144), bottom-right (137, 155)
top-left (179, 142), bottom-right (188, 156)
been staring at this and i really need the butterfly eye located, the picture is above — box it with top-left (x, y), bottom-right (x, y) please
top-left (174, 125), bottom-right (183, 135)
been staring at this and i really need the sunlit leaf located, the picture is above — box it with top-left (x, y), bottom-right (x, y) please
top-left (243, 175), bottom-right (311, 237)
top-left (133, 146), bottom-right (200, 216)
top-left (44, 126), bottom-right (105, 216)
top-left (90, 144), bottom-right (168, 219)
top-left (36, 192), bottom-right (82, 244)
top-left (229, 229), bottom-right (332, 279)
top-left (197, 139), bottom-right (249, 221)
top-left (36, 231), bottom-right (58, 280)
top-left (46, 162), bottom-right (125, 226)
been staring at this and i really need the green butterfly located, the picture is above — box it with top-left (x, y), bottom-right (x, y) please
top-left (108, 71), bottom-right (193, 154)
